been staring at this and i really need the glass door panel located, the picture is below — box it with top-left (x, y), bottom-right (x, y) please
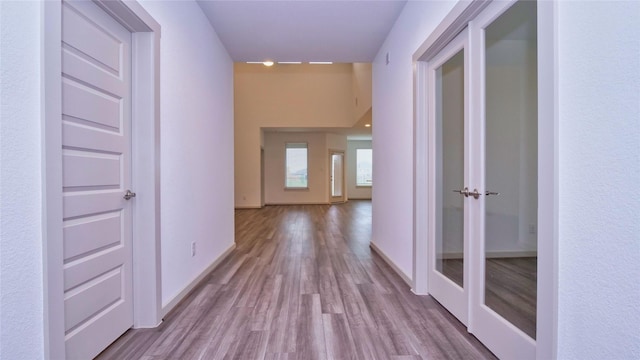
top-left (331, 153), bottom-right (343, 198)
top-left (483, 0), bottom-right (538, 340)
top-left (436, 50), bottom-right (465, 288)
top-left (427, 28), bottom-right (469, 325)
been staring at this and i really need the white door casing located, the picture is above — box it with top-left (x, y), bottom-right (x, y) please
top-left (62, 1), bottom-right (133, 357)
top-left (43, 1), bottom-right (162, 359)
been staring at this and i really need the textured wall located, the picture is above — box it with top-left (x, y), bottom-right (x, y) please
top-left (139, 0), bottom-right (235, 308)
top-left (557, 1), bottom-right (640, 358)
top-left (0, 2), bottom-right (45, 359)
top-left (371, 1), bottom-right (455, 279)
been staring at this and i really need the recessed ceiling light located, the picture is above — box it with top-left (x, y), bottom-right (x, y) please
top-left (263, 61), bottom-right (274, 67)
top-left (278, 62), bottom-right (302, 64)
top-left (309, 62), bottom-right (333, 65)
top-left (365, 124), bottom-right (371, 127)
top-left (246, 62), bottom-right (263, 64)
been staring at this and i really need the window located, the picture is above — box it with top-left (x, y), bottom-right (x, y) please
top-left (356, 148), bottom-right (373, 186)
top-left (285, 143), bottom-right (308, 188)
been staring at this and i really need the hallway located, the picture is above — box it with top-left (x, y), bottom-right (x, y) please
top-left (97, 201), bottom-right (494, 359)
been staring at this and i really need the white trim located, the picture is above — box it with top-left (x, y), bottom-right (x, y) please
top-left (370, 242), bottom-right (412, 287)
top-left (42, 2), bottom-right (65, 358)
top-left (161, 243), bottom-right (236, 318)
top-left (439, 251), bottom-right (537, 259)
top-left (43, 1), bottom-right (161, 357)
top-left (265, 202), bottom-right (331, 206)
top-left (536, 1), bottom-right (559, 359)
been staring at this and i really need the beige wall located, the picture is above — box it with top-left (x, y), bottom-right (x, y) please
top-left (352, 63), bottom-right (373, 122)
top-left (235, 63), bottom-right (367, 207)
top-left (263, 132), bottom-right (347, 204)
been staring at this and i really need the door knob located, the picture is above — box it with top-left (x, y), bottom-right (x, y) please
top-left (124, 189), bottom-right (136, 200)
top-left (453, 187), bottom-right (470, 197)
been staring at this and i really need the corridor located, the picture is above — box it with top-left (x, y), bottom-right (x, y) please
top-left (97, 201), bottom-right (494, 359)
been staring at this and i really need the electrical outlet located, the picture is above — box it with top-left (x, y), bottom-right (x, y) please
top-left (191, 242), bottom-right (196, 257)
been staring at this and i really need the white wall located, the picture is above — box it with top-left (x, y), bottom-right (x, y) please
top-left (557, 2), bottom-right (640, 358)
top-left (138, 1), bottom-right (235, 309)
top-left (372, 0), bottom-right (456, 279)
top-left (347, 140), bottom-right (372, 199)
top-left (0, 2), bottom-right (45, 359)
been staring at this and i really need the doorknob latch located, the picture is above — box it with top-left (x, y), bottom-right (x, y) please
top-left (453, 187), bottom-right (470, 197)
top-left (453, 188), bottom-right (495, 199)
top-left (124, 189), bottom-right (136, 200)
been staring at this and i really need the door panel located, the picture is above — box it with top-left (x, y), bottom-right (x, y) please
top-left (469, 0), bottom-right (538, 358)
top-left (428, 28), bottom-right (469, 325)
top-left (436, 49), bottom-right (465, 288)
top-left (62, 1), bottom-right (133, 358)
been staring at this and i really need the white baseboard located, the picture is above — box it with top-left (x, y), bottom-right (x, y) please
top-left (161, 242), bottom-right (236, 318)
top-left (440, 250), bottom-right (537, 259)
top-left (264, 202), bottom-right (330, 206)
top-left (235, 205), bottom-right (262, 209)
top-left (369, 241), bottom-right (413, 287)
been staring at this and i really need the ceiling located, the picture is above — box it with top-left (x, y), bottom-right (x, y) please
top-left (196, 0), bottom-right (408, 63)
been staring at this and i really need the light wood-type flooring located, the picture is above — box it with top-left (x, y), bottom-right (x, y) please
top-left (97, 201), bottom-right (495, 360)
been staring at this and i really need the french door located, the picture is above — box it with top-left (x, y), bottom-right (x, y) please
top-left (330, 151), bottom-right (345, 203)
top-left (427, 1), bottom-right (538, 359)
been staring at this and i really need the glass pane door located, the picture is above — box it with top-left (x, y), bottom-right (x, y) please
top-left (483, 0), bottom-right (537, 339)
top-left (468, 1), bottom-right (538, 358)
top-left (436, 49), bottom-right (465, 288)
top-left (331, 153), bottom-right (343, 199)
top-left (427, 28), bottom-right (469, 325)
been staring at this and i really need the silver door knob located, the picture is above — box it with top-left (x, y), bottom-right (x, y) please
top-left (124, 190), bottom-right (136, 200)
top-left (453, 187), bottom-right (470, 197)
top-left (469, 188), bottom-right (481, 199)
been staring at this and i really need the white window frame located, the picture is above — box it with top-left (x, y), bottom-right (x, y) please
top-left (285, 142), bottom-right (309, 189)
top-left (356, 148), bottom-right (373, 187)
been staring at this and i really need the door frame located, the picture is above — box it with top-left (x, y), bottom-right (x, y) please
top-left (43, 1), bottom-right (162, 359)
top-left (329, 149), bottom-right (346, 203)
top-left (412, 1), bottom-right (558, 359)
top-left (425, 28), bottom-right (470, 325)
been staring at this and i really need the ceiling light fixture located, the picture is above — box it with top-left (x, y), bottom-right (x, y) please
top-left (278, 62), bottom-right (302, 64)
top-left (263, 60), bottom-right (274, 67)
top-left (365, 124), bottom-right (371, 127)
top-left (246, 62), bottom-right (263, 64)
top-left (309, 62), bottom-right (333, 65)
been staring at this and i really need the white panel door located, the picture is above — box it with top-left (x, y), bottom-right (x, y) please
top-left (61, 1), bottom-right (133, 358)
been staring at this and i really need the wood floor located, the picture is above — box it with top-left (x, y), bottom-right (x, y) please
top-left (97, 201), bottom-right (495, 360)
top-left (442, 257), bottom-right (537, 339)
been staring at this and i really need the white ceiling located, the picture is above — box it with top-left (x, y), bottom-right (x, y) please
top-left (196, 0), bottom-right (408, 63)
